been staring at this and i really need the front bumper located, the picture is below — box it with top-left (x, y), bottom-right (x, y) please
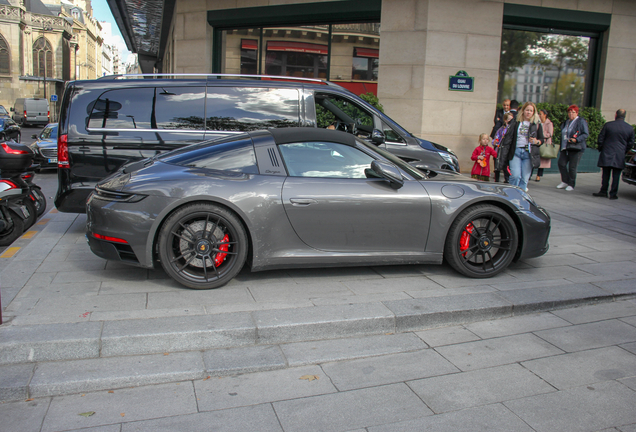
top-left (516, 205), bottom-right (551, 260)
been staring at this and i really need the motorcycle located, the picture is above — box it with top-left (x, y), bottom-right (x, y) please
top-left (0, 140), bottom-right (40, 245)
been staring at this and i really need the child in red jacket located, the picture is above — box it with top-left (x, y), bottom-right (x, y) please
top-left (471, 133), bottom-right (497, 181)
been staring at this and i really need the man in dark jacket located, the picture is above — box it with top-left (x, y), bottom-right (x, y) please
top-left (490, 99), bottom-right (511, 138)
top-left (593, 109), bottom-right (635, 200)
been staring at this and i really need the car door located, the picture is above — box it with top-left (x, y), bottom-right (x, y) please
top-left (279, 140), bottom-right (430, 253)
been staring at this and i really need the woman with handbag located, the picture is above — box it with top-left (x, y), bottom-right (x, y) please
top-left (498, 101), bottom-right (544, 192)
top-left (557, 105), bottom-right (589, 191)
top-left (535, 109), bottom-right (554, 181)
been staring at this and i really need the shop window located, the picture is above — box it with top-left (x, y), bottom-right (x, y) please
top-left (498, 29), bottom-right (591, 106)
top-left (240, 39), bottom-right (258, 75)
top-left (265, 41), bottom-right (327, 78)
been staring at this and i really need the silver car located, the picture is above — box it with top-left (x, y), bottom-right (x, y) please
top-left (86, 128), bottom-right (550, 290)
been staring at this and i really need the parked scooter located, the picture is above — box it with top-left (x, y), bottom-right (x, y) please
top-left (0, 140), bottom-right (41, 246)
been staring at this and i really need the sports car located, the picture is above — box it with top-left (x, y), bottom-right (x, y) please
top-left (86, 128), bottom-right (550, 290)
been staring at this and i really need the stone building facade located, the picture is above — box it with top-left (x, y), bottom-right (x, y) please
top-left (142, 0), bottom-right (636, 169)
top-left (0, 0), bottom-right (102, 117)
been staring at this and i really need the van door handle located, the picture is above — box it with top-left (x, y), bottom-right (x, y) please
top-left (290, 198), bottom-right (317, 206)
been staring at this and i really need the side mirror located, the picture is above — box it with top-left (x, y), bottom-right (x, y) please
top-left (10, 107), bottom-right (14, 112)
top-left (371, 129), bottom-right (385, 145)
top-left (31, 134), bottom-right (38, 139)
top-left (371, 160), bottom-right (404, 189)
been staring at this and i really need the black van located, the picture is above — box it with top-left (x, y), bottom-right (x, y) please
top-left (55, 75), bottom-right (460, 213)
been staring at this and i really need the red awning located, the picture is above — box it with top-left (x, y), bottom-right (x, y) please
top-left (354, 47), bottom-right (379, 58)
top-left (267, 41), bottom-right (328, 55)
top-left (241, 39), bottom-right (258, 50)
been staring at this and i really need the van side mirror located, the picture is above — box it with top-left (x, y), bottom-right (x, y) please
top-left (10, 107), bottom-right (14, 112)
top-left (371, 129), bottom-right (385, 145)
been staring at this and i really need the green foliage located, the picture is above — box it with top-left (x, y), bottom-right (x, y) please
top-left (316, 105), bottom-right (335, 128)
top-left (535, 103), bottom-right (605, 149)
top-left (359, 92), bottom-right (384, 113)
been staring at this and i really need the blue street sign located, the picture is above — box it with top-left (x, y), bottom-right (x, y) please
top-left (51, 95), bottom-right (58, 102)
top-left (449, 70), bottom-right (474, 92)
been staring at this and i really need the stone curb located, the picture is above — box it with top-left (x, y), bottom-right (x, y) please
top-left (2, 287), bottom-right (634, 402)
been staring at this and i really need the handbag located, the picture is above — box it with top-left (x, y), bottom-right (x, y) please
top-left (539, 142), bottom-right (559, 159)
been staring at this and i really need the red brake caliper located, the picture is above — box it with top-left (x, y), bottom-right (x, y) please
top-left (459, 223), bottom-right (474, 257)
top-left (213, 234), bottom-right (229, 267)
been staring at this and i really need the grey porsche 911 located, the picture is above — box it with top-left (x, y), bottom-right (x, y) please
top-left (86, 128), bottom-right (550, 290)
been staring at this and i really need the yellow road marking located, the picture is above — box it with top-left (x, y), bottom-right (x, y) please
top-left (0, 247), bottom-right (20, 258)
top-left (37, 218), bottom-right (50, 225)
top-left (21, 231), bottom-right (38, 239)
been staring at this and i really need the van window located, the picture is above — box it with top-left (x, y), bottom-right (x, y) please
top-left (205, 87), bottom-right (299, 131)
top-left (88, 87), bottom-right (206, 130)
top-left (314, 93), bottom-right (374, 139)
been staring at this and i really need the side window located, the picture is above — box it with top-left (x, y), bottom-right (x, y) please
top-left (206, 87), bottom-right (300, 131)
top-left (159, 137), bottom-right (258, 174)
top-left (314, 93), bottom-right (374, 138)
top-left (87, 87), bottom-right (205, 130)
top-left (278, 141), bottom-right (374, 178)
top-left (381, 121), bottom-right (405, 143)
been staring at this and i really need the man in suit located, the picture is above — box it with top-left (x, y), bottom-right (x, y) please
top-left (490, 99), bottom-right (511, 138)
top-left (593, 109), bottom-right (635, 200)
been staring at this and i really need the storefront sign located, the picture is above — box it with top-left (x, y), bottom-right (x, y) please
top-left (449, 70), bottom-right (474, 92)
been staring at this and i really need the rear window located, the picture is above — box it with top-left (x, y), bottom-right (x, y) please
top-left (159, 135), bottom-right (258, 174)
top-left (87, 87), bottom-right (206, 130)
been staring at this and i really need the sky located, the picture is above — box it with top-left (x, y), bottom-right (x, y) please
top-left (90, 0), bottom-right (132, 63)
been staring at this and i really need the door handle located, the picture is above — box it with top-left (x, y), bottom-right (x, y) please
top-left (290, 198), bottom-right (317, 206)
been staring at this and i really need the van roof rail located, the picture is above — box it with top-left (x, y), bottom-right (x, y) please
top-left (98, 73), bottom-right (339, 86)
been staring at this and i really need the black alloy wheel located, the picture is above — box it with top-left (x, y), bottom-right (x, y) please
top-left (158, 203), bottom-right (247, 289)
top-left (444, 204), bottom-right (518, 278)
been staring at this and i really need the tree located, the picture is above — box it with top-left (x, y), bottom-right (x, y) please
top-left (497, 30), bottom-right (541, 102)
top-left (533, 35), bottom-right (589, 103)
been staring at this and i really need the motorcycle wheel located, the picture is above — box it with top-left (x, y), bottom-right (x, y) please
top-left (30, 186), bottom-right (47, 217)
top-left (0, 209), bottom-right (26, 246)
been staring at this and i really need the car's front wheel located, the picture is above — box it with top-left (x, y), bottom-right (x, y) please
top-left (444, 204), bottom-right (518, 278)
top-left (158, 203), bottom-right (247, 289)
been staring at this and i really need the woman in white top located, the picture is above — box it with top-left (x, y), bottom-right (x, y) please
top-left (497, 102), bottom-right (544, 191)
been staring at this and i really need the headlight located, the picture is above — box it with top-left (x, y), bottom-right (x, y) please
top-left (438, 151), bottom-right (459, 172)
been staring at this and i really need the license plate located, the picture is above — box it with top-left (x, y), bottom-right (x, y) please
top-left (20, 205), bottom-right (30, 219)
top-left (48, 158), bottom-right (57, 163)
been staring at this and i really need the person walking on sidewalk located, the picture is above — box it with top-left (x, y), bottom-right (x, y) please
top-left (498, 101), bottom-right (544, 192)
top-left (592, 109), bottom-right (635, 200)
top-left (557, 105), bottom-right (588, 191)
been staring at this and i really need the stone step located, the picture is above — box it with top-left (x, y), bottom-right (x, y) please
top-left (0, 284), bottom-right (621, 368)
top-left (1, 332), bottom-right (428, 402)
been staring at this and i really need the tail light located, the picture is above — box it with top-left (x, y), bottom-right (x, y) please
top-left (1, 142), bottom-right (28, 154)
top-left (23, 110), bottom-right (27, 119)
top-left (47, 110), bottom-right (50, 121)
top-left (0, 179), bottom-right (19, 191)
top-left (58, 133), bottom-right (69, 168)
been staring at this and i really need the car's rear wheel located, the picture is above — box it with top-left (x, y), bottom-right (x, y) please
top-left (158, 203), bottom-right (247, 289)
top-left (444, 204), bottom-right (518, 278)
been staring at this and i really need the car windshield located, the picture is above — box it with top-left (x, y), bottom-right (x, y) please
top-left (0, 106), bottom-right (7, 115)
top-left (40, 125), bottom-right (58, 139)
top-left (0, 118), bottom-right (5, 127)
top-left (357, 137), bottom-right (425, 180)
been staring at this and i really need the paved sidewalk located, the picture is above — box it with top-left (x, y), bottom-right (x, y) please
top-left (1, 172), bottom-right (636, 431)
top-left (1, 299), bottom-right (636, 431)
